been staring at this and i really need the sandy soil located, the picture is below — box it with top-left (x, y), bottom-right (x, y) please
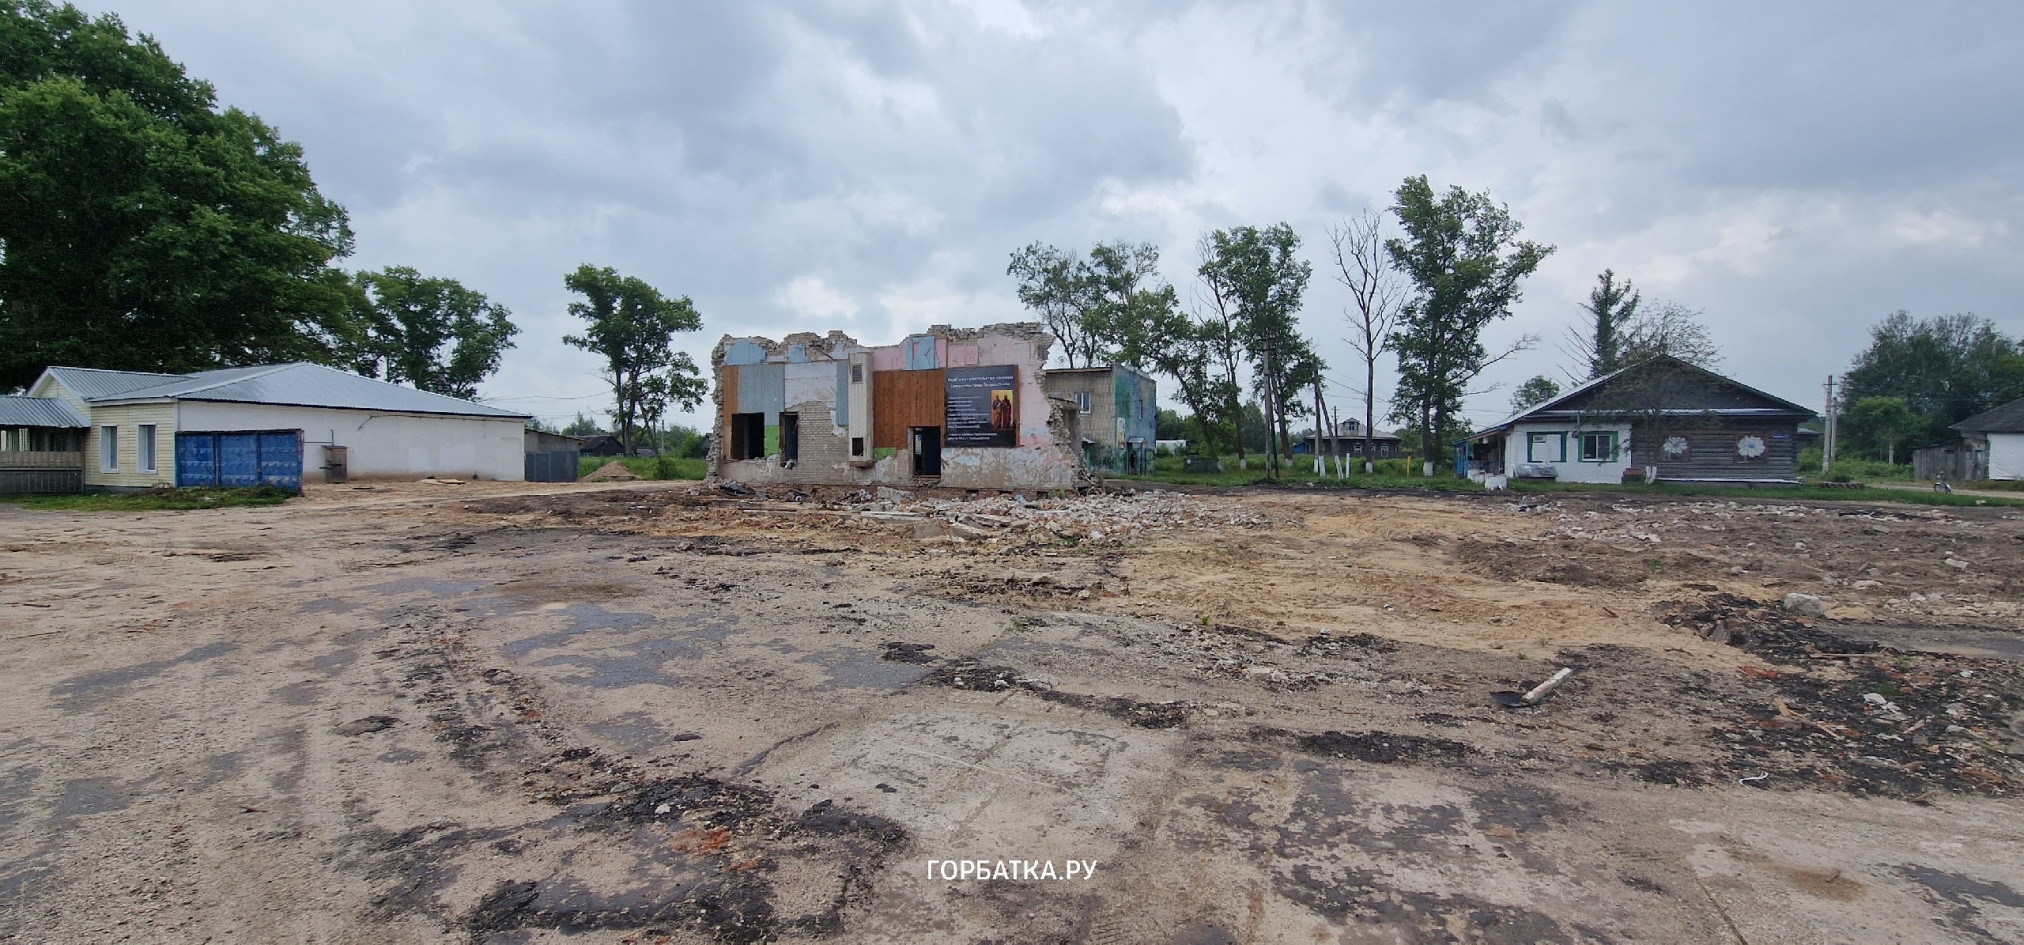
top-left (3, 481), bottom-right (2023, 943)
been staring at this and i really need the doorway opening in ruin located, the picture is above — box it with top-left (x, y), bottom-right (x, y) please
top-left (911, 426), bottom-right (942, 477)
top-left (779, 413), bottom-right (799, 464)
top-left (729, 413), bottom-right (767, 461)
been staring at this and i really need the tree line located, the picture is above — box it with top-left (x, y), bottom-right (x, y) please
top-left (1837, 313), bottom-right (2024, 463)
top-left (0, 2), bottom-right (705, 452)
top-left (1011, 176), bottom-right (1562, 474)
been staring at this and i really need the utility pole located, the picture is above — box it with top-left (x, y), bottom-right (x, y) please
top-left (1263, 346), bottom-right (1280, 479)
top-left (1823, 375), bottom-right (1837, 478)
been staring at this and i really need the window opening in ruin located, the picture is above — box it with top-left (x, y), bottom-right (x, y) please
top-left (851, 436), bottom-right (866, 458)
top-left (730, 412), bottom-right (767, 460)
top-left (779, 412), bottom-right (799, 464)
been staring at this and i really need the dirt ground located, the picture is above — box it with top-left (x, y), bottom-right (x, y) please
top-left (4, 479), bottom-right (2024, 944)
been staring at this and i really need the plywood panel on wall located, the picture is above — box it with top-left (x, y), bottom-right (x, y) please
top-left (720, 365), bottom-right (741, 432)
top-left (872, 368), bottom-right (945, 448)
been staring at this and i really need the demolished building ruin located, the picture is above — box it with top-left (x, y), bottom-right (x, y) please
top-left (710, 323), bottom-right (1088, 491)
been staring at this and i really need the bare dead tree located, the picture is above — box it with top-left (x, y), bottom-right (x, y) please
top-left (1329, 210), bottom-right (1406, 473)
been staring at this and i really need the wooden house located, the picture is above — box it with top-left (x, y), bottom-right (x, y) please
top-left (1461, 356), bottom-right (1815, 484)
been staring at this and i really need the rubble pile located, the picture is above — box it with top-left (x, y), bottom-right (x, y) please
top-left (880, 488), bottom-right (1271, 546)
top-left (1505, 499), bottom-right (1973, 546)
top-left (1724, 656), bottom-right (2024, 799)
top-left (1660, 592), bottom-right (2024, 798)
top-left (1657, 592), bottom-right (1881, 660)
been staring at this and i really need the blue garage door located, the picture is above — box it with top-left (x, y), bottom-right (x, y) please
top-left (175, 430), bottom-right (303, 492)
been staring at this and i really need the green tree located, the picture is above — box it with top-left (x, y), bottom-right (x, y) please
top-left (1198, 223), bottom-right (1318, 476)
top-left (1236, 399), bottom-right (1270, 454)
top-left (561, 265), bottom-right (705, 455)
top-left (1842, 395), bottom-right (1919, 464)
top-left (1009, 239), bottom-right (1182, 372)
top-left (1083, 241), bottom-right (1182, 370)
top-left (1385, 176), bottom-right (1554, 470)
top-left (342, 267), bottom-right (518, 399)
top-left (1510, 375), bottom-right (1561, 413)
top-left (0, 1), bottom-right (355, 390)
top-left (561, 412), bottom-right (603, 437)
top-left (1842, 312), bottom-right (2024, 446)
top-left (1007, 243), bottom-right (1102, 368)
top-left (1142, 317), bottom-right (1234, 458)
top-left (1567, 269), bottom-right (1640, 378)
top-left (1155, 408), bottom-right (1187, 441)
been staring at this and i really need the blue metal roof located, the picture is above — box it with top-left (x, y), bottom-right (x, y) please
top-left (0, 395), bottom-right (88, 428)
top-left (91, 362), bottom-right (528, 418)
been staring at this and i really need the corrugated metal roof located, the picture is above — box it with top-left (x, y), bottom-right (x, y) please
top-left (0, 395), bottom-right (88, 428)
top-left (42, 366), bottom-right (183, 400)
top-left (92, 362), bottom-right (528, 418)
top-left (93, 362), bottom-right (530, 418)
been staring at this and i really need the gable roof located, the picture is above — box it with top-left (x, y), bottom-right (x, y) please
top-left (1469, 356), bottom-right (1814, 439)
top-left (1954, 395), bottom-right (2024, 434)
top-left (0, 395), bottom-right (88, 428)
top-left (39, 366), bottom-right (184, 400)
top-left (50, 363), bottom-right (528, 419)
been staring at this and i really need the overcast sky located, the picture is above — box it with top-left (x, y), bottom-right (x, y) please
top-left (91, 0), bottom-right (2024, 431)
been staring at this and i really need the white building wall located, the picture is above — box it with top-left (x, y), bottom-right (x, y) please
top-left (175, 402), bottom-right (525, 481)
top-left (1988, 433), bottom-right (2024, 481)
top-left (1507, 421), bottom-right (1633, 484)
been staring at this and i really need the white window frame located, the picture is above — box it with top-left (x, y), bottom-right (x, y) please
top-left (1578, 431), bottom-right (1617, 463)
top-left (1075, 391), bottom-right (1093, 415)
top-left (139, 423), bottom-right (157, 472)
top-left (100, 425), bottom-right (118, 472)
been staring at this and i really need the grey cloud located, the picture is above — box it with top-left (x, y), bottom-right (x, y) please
top-left (75, 0), bottom-right (2024, 430)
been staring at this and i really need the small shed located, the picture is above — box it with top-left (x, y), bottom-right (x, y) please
top-left (0, 395), bottom-right (88, 493)
top-left (524, 430), bottom-right (582, 482)
top-left (1951, 396), bottom-right (2024, 480)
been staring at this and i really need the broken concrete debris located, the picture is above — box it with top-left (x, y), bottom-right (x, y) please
top-left (880, 488), bottom-right (1268, 546)
top-left (1491, 667), bottom-right (1575, 709)
top-left (1782, 592), bottom-right (1828, 616)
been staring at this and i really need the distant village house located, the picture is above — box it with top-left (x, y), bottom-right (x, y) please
top-left (1039, 365), bottom-right (1157, 475)
top-left (1461, 356), bottom-right (1815, 484)
top-left (4, 363), bottom-right (533, 493)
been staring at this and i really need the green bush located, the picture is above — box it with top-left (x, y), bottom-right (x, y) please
top-left (1796, 448), bottom-right (1913, 481)
top-left (1370, 458), bottom-right (1412, 477)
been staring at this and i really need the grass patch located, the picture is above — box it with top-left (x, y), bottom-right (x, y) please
top-left (1507, 479), bottom-right (2024, 508)
top-left (8, 485), bottom-right (295, 511)
top-left (578, 455), bottom-right (708, 481)
top-left (1796, 449), bottom-right (1916, 482)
